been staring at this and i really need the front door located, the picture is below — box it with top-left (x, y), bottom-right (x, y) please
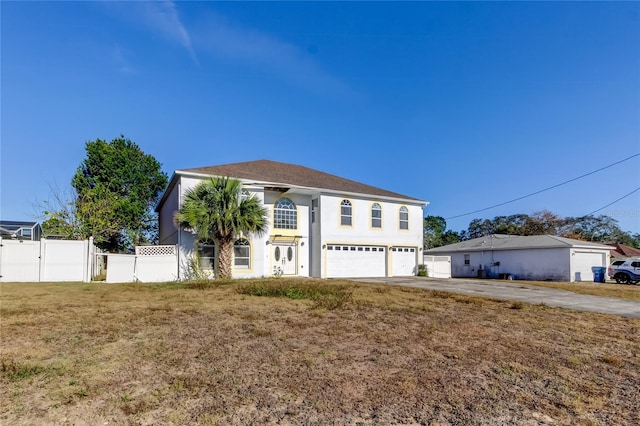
top-left (272, 244), bottom-right (297, 276)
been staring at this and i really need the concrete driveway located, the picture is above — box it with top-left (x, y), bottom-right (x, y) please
top-left (351, 277), bottom-right (640, 319)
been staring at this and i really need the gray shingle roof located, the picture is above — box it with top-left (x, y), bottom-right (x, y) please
top-left (179, 159), bottom-right (423, 202)
top-left (425, 234), bottom-right (611, 253)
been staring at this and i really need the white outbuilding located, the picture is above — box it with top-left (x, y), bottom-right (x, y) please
top-left (425, 234), bottom-right (611, 282)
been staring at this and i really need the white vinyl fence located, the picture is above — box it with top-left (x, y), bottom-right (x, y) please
top-left (0, 238), bottom-right (98, 282)
top-left (105, 245), bottom-right (179, 283)
top-left (423, 255), bottom-right (452, 278)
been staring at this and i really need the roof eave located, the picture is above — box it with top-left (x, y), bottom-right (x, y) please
top-left (174, 170), bottom-right (427, 205)
top-left (427, 243), bottom-right (611, 253)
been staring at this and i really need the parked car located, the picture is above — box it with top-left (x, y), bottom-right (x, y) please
top-left (608, 258), bottom-right (640, 284)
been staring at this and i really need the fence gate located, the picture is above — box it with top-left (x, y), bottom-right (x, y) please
top-left (423, 255), bottom-right (452, 278)
top-left (0, 238), bottom-right (97, 282)
top-left (106, 245), bottom-right (179, 283)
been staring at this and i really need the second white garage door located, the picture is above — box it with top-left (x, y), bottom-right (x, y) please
top-left (391, 247), bottom-right (417, 276)
top-left (326, 244), bottom-right (386, 278)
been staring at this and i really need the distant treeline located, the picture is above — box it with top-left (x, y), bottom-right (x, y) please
top-left (424, 210), bottom-right (640, 249)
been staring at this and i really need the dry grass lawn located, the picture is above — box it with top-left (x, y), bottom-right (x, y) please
top-left (1, 279), bottom-right (639, 425)
top-left (497, 279), bottom-right (640, 302)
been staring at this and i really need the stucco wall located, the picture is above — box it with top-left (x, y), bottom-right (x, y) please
top-left (176, 183), bottom-right (273, 279)
top-left (319, 194), bottom-right (423, 246)
top-left (160, 175), bottom-right (423, 279)
top-left (449, 248), bottom-right (570, 281)
top-left (443, 246), bottom-right (611, 282)
top-left (318, 194), bottom-right (423, 278)
top-left (263, 190), bottom-right (310, 278)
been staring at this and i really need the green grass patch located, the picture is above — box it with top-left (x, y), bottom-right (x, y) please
top-left (0, 357), bottom-right (65, 382)
top-left (236, 279), bottom-right (354, 309)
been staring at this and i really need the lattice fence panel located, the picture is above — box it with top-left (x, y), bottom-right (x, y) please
top-left (135, 245), bottom-right (177, 256)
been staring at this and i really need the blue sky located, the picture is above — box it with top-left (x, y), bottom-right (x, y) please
top-left (2, 1), bottom-right (639, 234)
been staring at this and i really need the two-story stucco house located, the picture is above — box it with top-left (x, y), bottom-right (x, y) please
top-left (156, 160), bottom-right (427, 279)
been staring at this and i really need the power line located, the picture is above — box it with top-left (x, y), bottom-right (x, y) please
top-left (446, 153), bottom-right (640, 220)
top-left (584, 187), bottom-right (640, 217)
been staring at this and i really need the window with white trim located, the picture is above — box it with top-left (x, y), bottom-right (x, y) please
top-left (371, 203), bottom-right (382, 228)
top-left (399, 206), bottom-right (409, 230)
top-left (340, 199), bottom-right (352, 226)
top-left (274, 197), bottom-right (297, 229)
top-left (240, 188), bottom-right (251, 201)
top-left (198, 240), bottom-right (215, 270)
top-left (233, 238), bottom-right (250, 269)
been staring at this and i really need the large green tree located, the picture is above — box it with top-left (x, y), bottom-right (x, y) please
top-left (43, 136), bottom-right (168, 252)
top-left (423, 216), bottom-right (460, 249)
top-left (174, 177), bottom-right (268, 279)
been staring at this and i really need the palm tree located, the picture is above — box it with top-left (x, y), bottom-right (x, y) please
top-left (174, 177), bottom-right (268, 279)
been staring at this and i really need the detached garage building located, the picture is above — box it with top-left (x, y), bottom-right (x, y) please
top-left (425, 234), bottom-right (610, 282)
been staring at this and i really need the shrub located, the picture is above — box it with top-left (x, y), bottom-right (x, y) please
top-left (181, 256), bottom-right (213, 281)
top-left (509, 301), bottom-right (524, 310)
top-left (417, 264), bottom-right (428, 277)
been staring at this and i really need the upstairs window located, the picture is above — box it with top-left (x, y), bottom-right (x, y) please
top-left (233, 238), bottom-right (250, 269)
top-left (274, 197), bottom-right (297, 229)
top-left (399, 206), bottom-right (409, 230)
top-left (371, 203), bottom-right (382, 228)
top-left (340, 199), bottom-right (352, 226)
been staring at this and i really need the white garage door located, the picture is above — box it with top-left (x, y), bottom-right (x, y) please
top-left (326, 244), bottom-right (386, 278)
top-left (391, 247), bottom-right (417, 276)
top-left (572, 251), bottom-right (606, 282)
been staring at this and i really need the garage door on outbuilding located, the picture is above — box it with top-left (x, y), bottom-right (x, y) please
top-left (391, 247), bottom-right (417, 276)
top-left (572, 251), bottom-right (608, 282)
top-left (326, 244), bottom-right (386, 278)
